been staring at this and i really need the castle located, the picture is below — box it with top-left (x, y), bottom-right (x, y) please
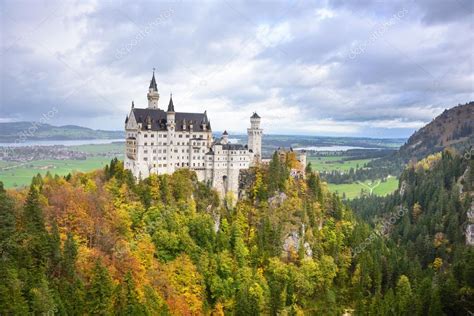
top-left (124, 71), bottom-right (263, 197)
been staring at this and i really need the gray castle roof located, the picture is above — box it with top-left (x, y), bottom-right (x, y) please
top-left (223, 143), bottom-right (247, 150)
top-left (131, 108), bottom-right (211, 132)
top-left (205, 143), bottom-right (248, 156)
top-left (251, 112), bottom-right (260, 119)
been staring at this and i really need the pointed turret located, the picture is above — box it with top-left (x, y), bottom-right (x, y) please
top-left (166, 93), bottom-right (176, 129)
top-left (221, 130), bottom-right (229, 144)
top-left (149, 69), bottom-right (158, 91)
top-left (167, 93), bottom-right (175, 112)
top-left (201, 110), bottom-right (210, 130)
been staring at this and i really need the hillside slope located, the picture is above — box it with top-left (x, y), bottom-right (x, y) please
top-left (399, 101), bottom-right (473, 160)
top-left (0, 122), bottom-right (123, 142)
top-left (350, 151), bottom-right (474, 315)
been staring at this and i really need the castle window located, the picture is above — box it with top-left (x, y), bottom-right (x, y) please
top-left (144, 157), bottom-right (148, 161)
top-left (144, 150), bottom-right (148, 154)
top-left (151, 142), bottom-right (154, 146)
top-left (151, 134), bottom-right (154, 137)
top-left (186, 135), bottom-right (190, 138)
top-left (179, 134), bottom-right (183, 138)
top-left (144, 142), bottom-right (147, 146)
top-left (144, 134), bottom-right (148, 138)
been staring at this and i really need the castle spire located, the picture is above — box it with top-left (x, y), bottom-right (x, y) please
top-left (149, 68), bottom-right (158, 91)
top-left (167, 93), bottom-right (175, 112)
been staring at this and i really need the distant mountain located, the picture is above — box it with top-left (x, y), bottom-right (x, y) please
top-left (0, 122), bottom-right (124, 143)
top-left (398, 101), bottom-right (473, 160)
top-left (363, 102), bottom-right (473, 179)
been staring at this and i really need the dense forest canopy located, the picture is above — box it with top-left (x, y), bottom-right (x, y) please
top-left (0, 149), bottom-right (473, 315)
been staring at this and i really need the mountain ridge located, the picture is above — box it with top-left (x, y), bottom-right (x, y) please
top-left (398, 101), bottom-right (474, 160)
top-left (0, 121), bottom-right (124, 142)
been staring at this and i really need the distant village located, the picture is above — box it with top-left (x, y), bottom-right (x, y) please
top-left (0, 145), bottom-right (120, 163)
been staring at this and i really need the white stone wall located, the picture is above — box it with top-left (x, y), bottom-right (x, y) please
top-left (125, 115), bottom-right (213, 180)
top-left (124, 107), bottom-right (261, 199)
top-left (203, 145), bottom-right (251, 197)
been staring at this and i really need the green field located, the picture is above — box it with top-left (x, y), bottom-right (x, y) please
top-left (0, 157), bottom-right (115, 188)
top-left (328, 176), bottom-right (399, 199)
top-left (308, 156), bottom-right (372, 172)
top-left (1, 144), bottom-right (400, 198)
top-left (0, 142), bottom-right (125, 188)
top-left (307, 155), bottom-right (399, 199)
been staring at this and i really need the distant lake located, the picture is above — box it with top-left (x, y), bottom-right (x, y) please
top-left (294, 145), bottom-right (378, 151)
top-left (0, 139), bottom-right (124, 147)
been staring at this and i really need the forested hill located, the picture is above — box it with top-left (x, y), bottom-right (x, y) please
top-left (0, 154), bottom-right (357, 314)
top-left (398, 101), bottom-right (474, 160)
top-left (1, 145), bottom-right (473, 314)
top-left (0, 122), bottom-right (123, 142)
top-left (350, 151), bottom-right (474, 314)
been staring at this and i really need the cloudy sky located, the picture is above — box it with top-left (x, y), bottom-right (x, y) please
top-left (1, 0), bottom-right (473, 138)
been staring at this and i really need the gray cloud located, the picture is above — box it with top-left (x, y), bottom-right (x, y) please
top-left (0, 0), bottom-right (472, 137)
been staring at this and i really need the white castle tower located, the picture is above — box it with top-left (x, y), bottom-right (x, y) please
top-left (247, 112), bottom-right (263, 164)
top-left (147, 69), bottom-right (160, 109)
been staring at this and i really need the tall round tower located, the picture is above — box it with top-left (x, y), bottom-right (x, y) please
top-left (147, 69), bottom-right (160, 109)
top-left (247, 112), bottom-right (262, 164)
